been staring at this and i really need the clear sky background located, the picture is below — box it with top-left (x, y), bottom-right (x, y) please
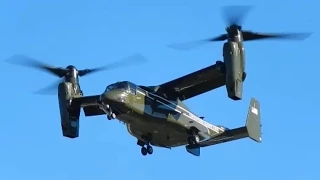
top-left (0, 0), bottom-right (318, 179)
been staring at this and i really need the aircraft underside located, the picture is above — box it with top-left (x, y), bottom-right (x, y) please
top-left (126, 120), bottom-right (189, 148)
top-left (114, 111), bottom-right (202, 156)
top-left (119, 112), bottom-right (189, 145)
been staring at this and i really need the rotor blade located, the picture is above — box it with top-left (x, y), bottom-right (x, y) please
top-left (221, 5), bottom-right (253, 27)
top-left (78, 53), bottom-right (148, 76)
top-left (209, 34), bottom-right (228, 41)
top-left (167, 34), bottom-right (228, 51)
top-left (33, 78), bottom-right (64, 95)
top-left (242, 31), bottom-right (313, 41)
top-left (5, 55), bottom-right (67, 78)
top-left (167, 38), bottom-right (215, 51)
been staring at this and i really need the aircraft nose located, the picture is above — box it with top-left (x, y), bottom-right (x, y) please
top-left (101, 90), bottom-right (128, 104)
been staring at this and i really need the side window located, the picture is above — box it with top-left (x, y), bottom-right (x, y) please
top-left (105, 84), bottom-right (114, 92)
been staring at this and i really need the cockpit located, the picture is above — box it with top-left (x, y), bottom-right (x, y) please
top-left (104, 81), bottom-right (137, 94)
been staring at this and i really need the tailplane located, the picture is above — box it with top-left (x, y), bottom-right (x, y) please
top-left (245, 98), bottom-right (262, 142)
top-left (185, 98), bottom-right (262, 157)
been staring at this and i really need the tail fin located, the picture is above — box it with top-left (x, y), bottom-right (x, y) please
top-left (245, 98), bottom-right (262, 142)
top-left (190, 98), bottom-right (262, 156)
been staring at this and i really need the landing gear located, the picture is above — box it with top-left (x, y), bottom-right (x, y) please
top-left (107, 113), bottom-right (116, 120)
top-left (187, 135), bottom-right (200, 145)
top-left (187, 128), bottom-right (200, 145)
top-left (146, 145), bottom-right (153, 154)
top-left (141, 147), bottom-right (148, 156)
top-left (137, 133), bottom-right (154, 156)
top-left (106, 106), bottom-right (116, 120)
top-left (141, 145), bottom-right (153, 156)
top-left (98, 101), bottom-right (116, 120)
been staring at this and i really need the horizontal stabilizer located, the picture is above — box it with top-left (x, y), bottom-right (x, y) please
top-left (198, 98), bottom-right (262, 148)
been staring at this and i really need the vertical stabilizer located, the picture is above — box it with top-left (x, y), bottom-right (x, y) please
top-left (245, 98), bottom-right (262, 142)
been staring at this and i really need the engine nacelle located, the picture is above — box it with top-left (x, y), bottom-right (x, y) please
top-left (223, 42), bottom-right (245, 101)
top-left (58, 82), bottom-right (81, 138)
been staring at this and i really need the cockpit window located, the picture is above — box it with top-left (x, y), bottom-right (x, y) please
top-left (105, 82), bottom-right (129, 92)
top-left (116, 82), bottom-right (128, 89)
top-left (105, 84), bottom-right (115, 92)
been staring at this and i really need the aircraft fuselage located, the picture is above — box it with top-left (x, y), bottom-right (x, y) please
top-left (100, 81), bottom-right (225, 148)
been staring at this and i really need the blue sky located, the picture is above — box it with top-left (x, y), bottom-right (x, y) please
top-left (0, 0), bottom-right (318, 179)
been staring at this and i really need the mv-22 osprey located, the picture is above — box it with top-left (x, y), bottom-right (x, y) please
top-left (7, 52), bottom-right (262, 156)
top-left (7, 6), bottom-right (310, 156)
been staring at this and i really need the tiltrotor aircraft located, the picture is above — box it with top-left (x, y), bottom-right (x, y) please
top-left (6, 53), bottom-right (262, 156)
top-left (6, 5), bottom-right (311, 156)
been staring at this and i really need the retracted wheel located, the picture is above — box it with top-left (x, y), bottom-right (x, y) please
top-left (107, 115), bottom-right (111, 120)
top-left (141, 147), bottom-right (148, 156)
top-left (187, 136), bottom-right (194, 145)
top-left (146, 145), bottom-right (153, 155)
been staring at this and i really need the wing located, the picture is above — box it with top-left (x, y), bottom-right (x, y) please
top-left (159, 62), bottom-right (226, 101)
top-left (71, 95), bottom-right (106, 116)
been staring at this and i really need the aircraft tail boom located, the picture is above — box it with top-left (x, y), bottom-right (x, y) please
top-left (186, 98), bottom-right (262, 156)
top-left (222, 98), bottom-right (262, 143)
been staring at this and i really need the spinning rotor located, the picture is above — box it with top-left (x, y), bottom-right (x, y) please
top-left (168, 5), bottom-right (312, 50)
top-left (6, 54), bottom-right (148, 94)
